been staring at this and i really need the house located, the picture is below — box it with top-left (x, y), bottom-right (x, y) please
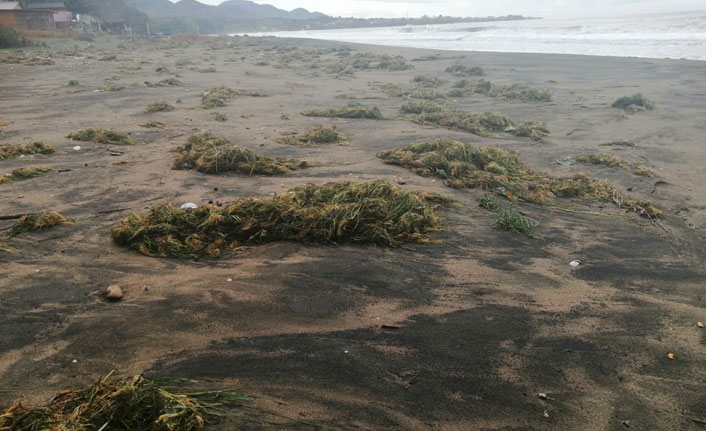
top-left (22, 1), bottom-right (70, 28)
top-left (0, 2), bottom-right (55, 31)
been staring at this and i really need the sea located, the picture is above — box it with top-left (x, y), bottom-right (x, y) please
top-left (247, 11), bottom-right (706, 61)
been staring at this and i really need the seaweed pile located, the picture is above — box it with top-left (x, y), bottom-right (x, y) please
top-left (0, 372), bottom-right (250, 431)
top-left (445, 64), bottom-right (485, 77)
top-left (449, 79), bottom-right (552, 102)
top-left (400, 101), bottom-right (549, 140)
top-left (612, 93), bottom-right (654, 113)
top-left (68, 129), bottom-right (141, 146)
top-left (0, 167), bottom-right (52, 184)
top-left (303, 104), bottom-right (382, 119)
top-left (371, 82), bottom-right (446, 101)
top-left (112, 180), bottom-right (448, 258)
top-left (0, 142), bottom-right (55, 160)
top-left (201, 86), bottom-right (238, 109)
top-left (145, 78), bottom-right (183, 87)
top-left (9, 212), bottom-right (71, 236)
top-left (567, 154), bottom-right (656, 177)
top-left (174, 133), bottom-right (308, 175)
top-left (146, 101), bottom-right (174, 113)
top-left (377, 140), bottom-right (661, 217)
top-left (278, 126), bottom-right (344, 146)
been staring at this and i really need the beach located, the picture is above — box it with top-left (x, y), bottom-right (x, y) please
top-left (1, 34), bottom-right (706, 430)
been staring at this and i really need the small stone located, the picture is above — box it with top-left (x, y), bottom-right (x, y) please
top-left (622, 421), bottom-right (630, 428)
top-left (397, 180), bottom-right (407, 185)
top-left (698, 322), bottom-right (704, 328)
top-left (106, 285), bottom-right (123, 300)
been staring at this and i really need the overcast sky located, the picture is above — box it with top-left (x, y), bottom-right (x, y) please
top-left (182, 0), bottom-right (706, 19)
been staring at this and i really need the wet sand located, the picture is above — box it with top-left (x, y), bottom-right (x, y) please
top-left (1, 35), bottom-right (706, 430)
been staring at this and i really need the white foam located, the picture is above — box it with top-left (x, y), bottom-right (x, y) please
top-left (246, 11), bottom-right (706, 61)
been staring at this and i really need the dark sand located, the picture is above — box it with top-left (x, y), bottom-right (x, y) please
top-left (1, 35), bottom-right (706, 430)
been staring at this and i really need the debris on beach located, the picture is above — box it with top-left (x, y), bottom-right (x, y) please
top-left (112, 180), bottom-right (449, 258)
top-left (0, 371), bottom-right (250, 431)
top-left (106, 285), bottom-right (123, 300)
top-left (0, 167), bottom-right (52, 184)
top-left (377, 140), bottom-right (661, 217)
top-left (0, 142), bottom-right (55, 160)
top-left (612, 93), bottom-right (654, 113)
top-left (173, 133), bottom-right (308, 175)
top-left (9, 212), bottom-right (71, 236)
top-left (278, 126), bottom-right (345, 146)
top-left (303, 104), bottom-right (382, 119)
top-left (68, 129), bottom-right (141, 146)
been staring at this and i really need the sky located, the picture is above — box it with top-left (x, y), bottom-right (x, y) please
top-left (182, 0), bottom-right (706, 19)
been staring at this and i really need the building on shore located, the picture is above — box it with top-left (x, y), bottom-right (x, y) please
top-left (0, 7), bottom-right (55, 31)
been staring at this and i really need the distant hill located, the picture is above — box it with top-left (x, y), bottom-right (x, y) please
top-left (130, 0), bottom-right (325, 21)
top-left (55, 0), bottom-right (534, 35)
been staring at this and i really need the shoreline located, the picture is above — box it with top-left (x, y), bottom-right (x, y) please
top-left (239, 35), bottom-right (706, 63)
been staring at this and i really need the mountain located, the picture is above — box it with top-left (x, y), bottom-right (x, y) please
top-left (131, 0), bottom-right (325, 21)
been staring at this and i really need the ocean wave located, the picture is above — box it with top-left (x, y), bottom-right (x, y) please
top-left (254, 12), bottom-right (706, 61)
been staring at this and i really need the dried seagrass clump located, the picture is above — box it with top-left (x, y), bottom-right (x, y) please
top-left (0, 142), bottom-right (55, 160)
top-left (278, 126), bottom-right (344, 146)
top-left (303, 104), bottom-right (382, 119)
top-left (112, 180), bottom-right (449, 258)
top-left (377, 140), bottom-right (661, 218)
top-left (450, 79), bottom-right (552, 102)
top-left (173, 133), bottom-right (308, 175)
top-left (67, 129), bottom-right (141, 145)
top-left (0, 166), bottom-right (52, 184)
top-left (0, 371), bottom-right (250, 431)
top-left (146, 101), bottom-right (174, 113)
top-left (9, 212), bottom-right (71, 236)
top-left (201, 85), bottom-right (238, 109)
top-left (612, 93), bottom-right (654, 113)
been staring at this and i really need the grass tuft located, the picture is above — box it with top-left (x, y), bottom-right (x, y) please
top-left (112, 180), bottom-right (449, 259)
top-left (174, 133), bottom-right (308, 175)
top-left (493, 207), bottom-right (537, 236)
top-left (477, 193), bottom-right (501, 210)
